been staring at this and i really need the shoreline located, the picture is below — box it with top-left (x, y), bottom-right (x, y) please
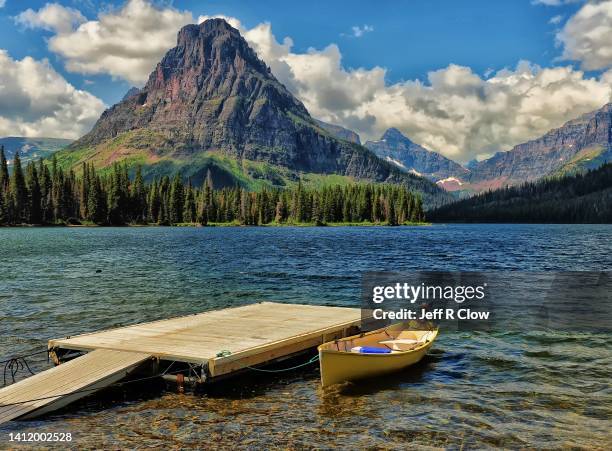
top-left (1, 221), bottom-right (432, 228)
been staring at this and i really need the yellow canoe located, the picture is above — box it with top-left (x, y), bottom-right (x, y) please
top-left (318, 322), bottom-right (438, 387)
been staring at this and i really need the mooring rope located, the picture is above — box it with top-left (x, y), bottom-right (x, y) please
top-left (1, 350), bottom-right (50, 387)
top-left (3, 357), bottom-right (36, 386)
top-left (245, 354), bottom-right (320, 373)
top-left (0, 349), bottom-right (49, 365)
top-left (0, 366), bottom-right (187, 408)
top-left (217, 350), bottom-right (320, 373)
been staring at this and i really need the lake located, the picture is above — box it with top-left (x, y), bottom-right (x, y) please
top-left (1, 224), bottom-right (611, 448)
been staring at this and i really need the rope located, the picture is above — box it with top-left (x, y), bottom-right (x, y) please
top-left (0, 366), bottom-right (187, 408)
top-left (1, 349), bottom-right (52, 387)
top-left (3, 357), bottom-right (36, 386)
top-left (245, 354), bottom-right (320, 373)
top-left (0, 349), bottom-right (49, 365)
top-left (216, 349), bottom-right (320, 373)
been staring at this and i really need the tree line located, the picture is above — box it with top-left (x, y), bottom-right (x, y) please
top-left (429, 163), bottom-right (612, 223)
top-left (0, 148), bottom-right (425, 226)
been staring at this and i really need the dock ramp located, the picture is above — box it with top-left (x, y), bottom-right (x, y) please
top-left (0, 349), bottom-right (149, 424)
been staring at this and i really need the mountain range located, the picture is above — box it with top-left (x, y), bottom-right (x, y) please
top-left (364, 128), bottom-right (468, 182)
top-left (0, 137), bottom-right (72, 164)
top-left (463, 103), bottom-right (612, 192)
top-left (54, 19), bottom-right (446, 205)
top-left (341, 103), bottom-right (611, 194)
top-left (8, 18), bottom-right (610, 203)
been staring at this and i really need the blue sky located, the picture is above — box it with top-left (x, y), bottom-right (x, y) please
top-left (0, 0), bottom-right (587, 105)
top-left (1, 0), bottom-right (611, 161)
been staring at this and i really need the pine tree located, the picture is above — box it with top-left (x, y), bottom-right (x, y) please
top-left (10, 152), bottom-right (28, 223)
top-left (158, 176), bottom-right (170, 225)
top-left (148, 179), bottom-right (161, 223)
top-left (107, 164), bottom-right (124, 224)
top-left (274, 199), bottom-right (286, 223)
top-left (131, 166), bottom-right (146, 223)
top-left (0, 146), bottom-right (9, 192)
top-left (312, 193), bottom-right (323, 225)
top-left (79, 162), bottom-right (89, 220)
top-left (87, 175), bottom-right (107, 224)
top-left (183, 180), bottom-right (196, 223)
top-left (0, 188), bottom-right (7, 225)
top-left (26, 162), bottom-right (42, 224)
top-left (239, 189), bottom-right (250, 224)
top-left (169, 173), bottom-right (184, 224)
top-left (198, 177), bottom-right (212, 225)
top-left (372, 192), bottom-right (381, 223)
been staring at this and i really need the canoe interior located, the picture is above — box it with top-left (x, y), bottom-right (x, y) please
top-left (318, 322), bottom-right (436, 353)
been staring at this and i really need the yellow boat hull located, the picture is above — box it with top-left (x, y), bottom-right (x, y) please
top-left (318, 325), bottom-right (437, 387)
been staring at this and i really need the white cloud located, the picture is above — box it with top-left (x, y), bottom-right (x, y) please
top-left (17, 1), bottom-right (612, 161)
top-left (40, 0), bottom-right (193, 85)
top-left (532, 0), bottom-right (582, 5)
top-left (549, 14), bottom-right (564, 25)
top-left (15, 3), bottom-right (86, 34)
top-left (601, 68), bottom-right (612, 84)
top-left (0, 50), bottom-right (105, 139)
top-left (348, 24), bottom-right (374, 38)
top-left (557, 0), bottom-right (612, 71)
top-left (230, 20), bottom-right (612, 162)
top-left (0, 1), bottom-right (6, 9)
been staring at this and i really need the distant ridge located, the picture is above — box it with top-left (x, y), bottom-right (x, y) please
top-left (463, 102), bottom-right (612, 192)
top-left (0, 137), bottom-right (73, 162)
top-left (365, 128), bottom-right (468, 182)
top-left (430, 163), bottom-right (612, 223)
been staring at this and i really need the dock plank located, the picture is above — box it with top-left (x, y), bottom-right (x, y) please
top-left (0, 349), bottom-right (149, 424)
top-left (49, 302), bottom-right (362, 373)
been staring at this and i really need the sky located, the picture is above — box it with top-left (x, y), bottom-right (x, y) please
top-left (0, 0), bottom-right (611, 163)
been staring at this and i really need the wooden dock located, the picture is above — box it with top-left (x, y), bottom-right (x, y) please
top-left (0, 302), bottom-right (361, 423)
top-left (0, 349), bottom-right (149, 424)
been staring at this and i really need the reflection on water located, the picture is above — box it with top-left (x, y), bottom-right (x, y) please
top-left (0, 225), bottom-right (610, 448)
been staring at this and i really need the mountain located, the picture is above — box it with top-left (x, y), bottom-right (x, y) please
top-left (429, 163), bottom-right (612, 223)
top-left (463, 103), bottom-right (612, 192)
top-left (57, 19), bottom-right (447, 205)
top-left (0, 137), bottom-right (72, 163)
top-left (365, 128), bottom-right (469, 182)
top-left (313, 119), bottom-right (361, 144)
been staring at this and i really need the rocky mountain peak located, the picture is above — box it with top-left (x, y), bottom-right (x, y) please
top-left (65, 18), bottom-right (447, 205)
top-left (365, 129), bottom-right (468, 182)
top-left (381, 127), bottom-right (410, 143)
top-left (169, 19), bottom-right (269, 80)
top-left (141, 19), bottom-right (306, 115)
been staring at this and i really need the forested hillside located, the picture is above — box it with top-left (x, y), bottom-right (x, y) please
top-left (0, 149), bottom-right (424, 226)
top-left (429, 164), bottom-right (612, 223)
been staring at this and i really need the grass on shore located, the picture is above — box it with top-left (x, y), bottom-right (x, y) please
top-left (54, 220), bottom-right (430, 227)
top-left (141, 220), bottom-right (430, 227)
